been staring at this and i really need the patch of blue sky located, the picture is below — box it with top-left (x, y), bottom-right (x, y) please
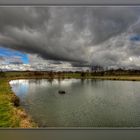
top-left (130, 34), bottom-right (140, 41)
top-left (0, 46), bottom-right (29, 64)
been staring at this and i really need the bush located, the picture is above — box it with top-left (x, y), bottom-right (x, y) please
top-left (0, 71), bottom-right (5, 77)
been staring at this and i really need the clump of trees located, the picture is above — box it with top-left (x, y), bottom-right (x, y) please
top-left (81, 72), bottom-right (86, 77)
top-left (27, 71), bottom-right (45, 76)
top-left (33, 71), bottom-right (45, 76)
top-left (0, 69), bottom-right (5, 77)
top-left (48, 71), bottom-right (55, 79)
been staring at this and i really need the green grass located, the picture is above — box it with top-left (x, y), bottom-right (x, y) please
top-left (0, 78), bottom-right (18, 127)
top-left (0, 98), bottom-right (12, 127)
top-left (0, 77), bottom-right (36, 128)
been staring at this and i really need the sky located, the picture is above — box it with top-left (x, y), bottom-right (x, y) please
top-left (0, 47), bottom-right (29, 64)
top-left (0, 6), bottom-right (140, 71)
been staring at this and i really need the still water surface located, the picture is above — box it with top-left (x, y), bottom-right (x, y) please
top-left (10, 79), bottom-right (140, 127)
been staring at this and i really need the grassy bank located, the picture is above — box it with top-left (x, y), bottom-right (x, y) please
top-left (0, 77), bottom-right (37, 128)
top-left (1, 71), bottom-right (140, 128)
top-left (91, 76), bottom-right (140, 81)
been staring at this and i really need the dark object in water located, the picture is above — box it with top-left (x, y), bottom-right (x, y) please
top-left (58, 90), bottom-right (66, 94)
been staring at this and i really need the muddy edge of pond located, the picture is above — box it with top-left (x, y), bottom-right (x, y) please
top-left (8, 80), bottom-right (38, 128)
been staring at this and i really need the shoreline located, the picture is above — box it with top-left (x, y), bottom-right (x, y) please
top-left (8, 75), bottom-right (140, 81)
top-left (0, 78), bottom-right (37, 128)
top-left (8, 80), bottom-right (37, 128)
top-left (1, 72), bottom-right (140, 128)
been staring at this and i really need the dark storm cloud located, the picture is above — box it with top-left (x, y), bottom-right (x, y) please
top-left (71, 61), bottom-right (91, 67)
top-left (0, 7), bottom-right (50, 30)
top-left (0, 6), bottom-right (140, 69)
top-left (84, 7), bottom-right (138, 45)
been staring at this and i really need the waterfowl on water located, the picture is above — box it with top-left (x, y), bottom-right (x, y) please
top-left (58, 90), bottom-right (66, 94)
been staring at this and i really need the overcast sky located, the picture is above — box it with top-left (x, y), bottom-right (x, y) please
top-left (0, 6), bottom-right (140, 71)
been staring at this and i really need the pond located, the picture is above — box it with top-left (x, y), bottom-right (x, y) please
top-left (9, 79), bottom-right (140, 127)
